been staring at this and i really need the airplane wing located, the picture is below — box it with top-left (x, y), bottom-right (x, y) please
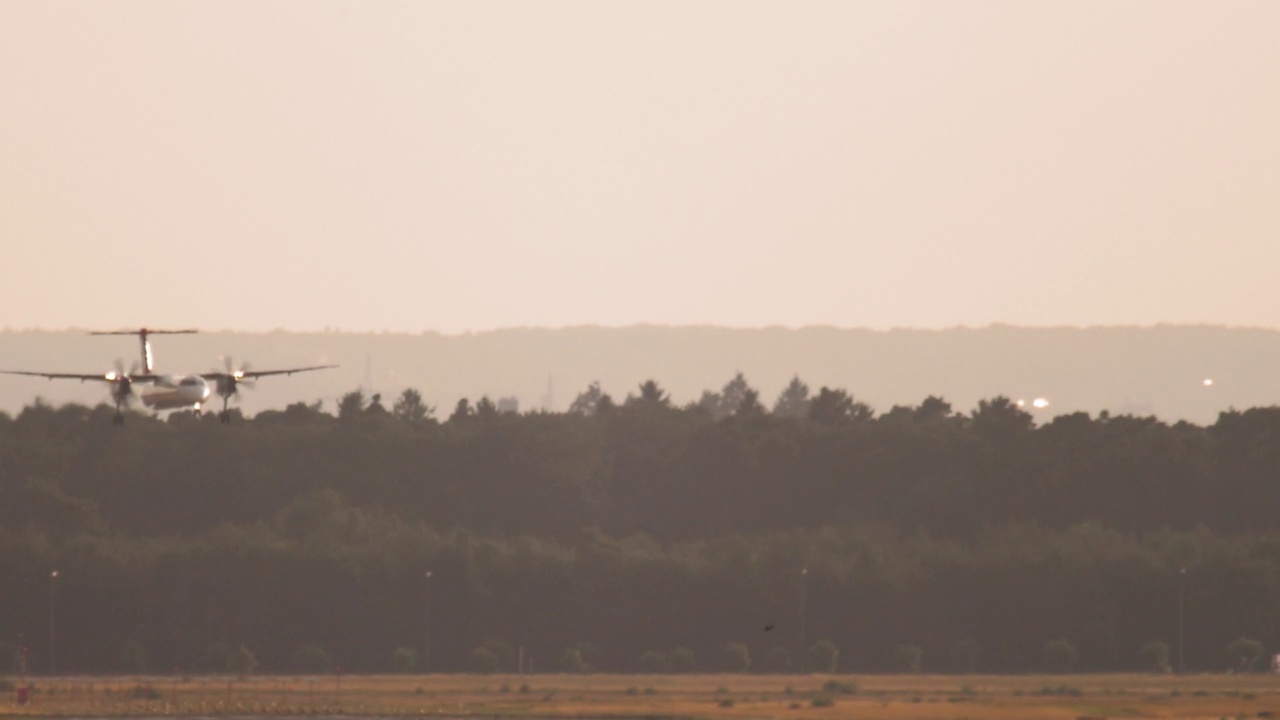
top-left (201, 365), bottom-right (337, 381)
top-left (2, 370), bottom-right (113, 382)
top-left (2, 370), bottom-right (160, 383)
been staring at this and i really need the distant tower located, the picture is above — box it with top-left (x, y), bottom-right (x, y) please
top-left (540, 375), bottom-right (555, 412)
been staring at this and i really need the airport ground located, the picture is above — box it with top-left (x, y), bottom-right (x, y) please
top-left (3, 672), bottom-right (1280, 719)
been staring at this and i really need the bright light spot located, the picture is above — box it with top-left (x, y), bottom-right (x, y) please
top-left (1203, 378), bottom-right (1214, 387)
top-left (1015, 399), bottom-right (1026, 408)
top-left (1032, 398), bottom-right (1050, 409)
top-left (105, 371), bottom-right (117, 381)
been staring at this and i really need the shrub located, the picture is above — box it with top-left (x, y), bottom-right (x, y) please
top-left (811, 695), bottom-right (835, 708)
top-left (228, 644), bottom-right (258, 675)
top-left (808, 639), bottom-right (839, 673)
top-left (1226, 638), bottom-right (1265, 673)
top-left (392, 647), bottom-right (419, 673)
top-left (478, 639), bottom-right (517, 672)
top-left (470, 647), bottom-right (499, 674)
top-left (822, 679), bottom-right (858, 695)
top-left (560, 647), bottom-right (586, 673)
top-left (1042, 639), bottom-right (1078, 673)
top-left (571, 641), bottom-right (599, 672)
top-left (668, 647), bottom-right (697, 673)
top-left (204, 642), bottom-right (258, 675)
top-left (120, 639), bottom-right (149, 674)
top-left (291, 643), bottom-right (331, 674)
top-left (1038, 684), bottom-right (1082, 697)
top-left (722, 642), bottom-right (751, 673)
top-left (895, 644), bottom-right (924, 673)
top-left (1137, 640), bottom-right (1171, 673)
top-left (130, 684), bottom-right (161, 700)
top-left (638, 650), bottom-right (667, 673)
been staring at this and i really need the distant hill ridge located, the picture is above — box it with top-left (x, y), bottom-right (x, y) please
top-left (1, 324), bottom-right (1277, 424)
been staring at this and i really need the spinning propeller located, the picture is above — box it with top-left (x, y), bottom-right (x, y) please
top-left (211, 356), bottom-right (256, 421)
top-left (104, 359), bottom-right (141, 425)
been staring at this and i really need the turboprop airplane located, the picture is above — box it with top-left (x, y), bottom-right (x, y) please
top-left (2, 328), bottom-right (336, 425)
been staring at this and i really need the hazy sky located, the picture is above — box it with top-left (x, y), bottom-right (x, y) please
top-left (2, 2), bottom-right (1277, 333)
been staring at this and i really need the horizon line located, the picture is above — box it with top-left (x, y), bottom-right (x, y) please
top-left (1, 321), bottom-right (1278, 336)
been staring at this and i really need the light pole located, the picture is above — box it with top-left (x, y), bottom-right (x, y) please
top-left (423, 570), bottom-right (432, 674)
top-left (1177, 566), bottom-right (1186, 673)
top-left (49, 570), bottom-right (59, 676)
top-left (799, 567), bottom-right (808, 674)
top-left (18, 633), bottom-right (28, 706)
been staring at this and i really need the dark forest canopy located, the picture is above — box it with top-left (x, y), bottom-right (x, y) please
top-left (3, 376), bottom-right (1280, 676)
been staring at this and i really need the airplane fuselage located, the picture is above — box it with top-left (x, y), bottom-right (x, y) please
top-left (139, 374), bottom-right (211, 411)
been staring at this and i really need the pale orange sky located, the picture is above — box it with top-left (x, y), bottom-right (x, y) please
top-left (1, 1), bottom-right (1277, 333)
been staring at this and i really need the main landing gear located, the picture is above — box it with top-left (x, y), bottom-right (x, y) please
top-left (216, 391), bottom-right (238, 423)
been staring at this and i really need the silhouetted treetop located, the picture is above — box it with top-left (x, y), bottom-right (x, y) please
top-left (773, 375), bottom-right (811, 418)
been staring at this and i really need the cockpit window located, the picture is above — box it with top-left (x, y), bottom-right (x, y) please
top-left (180, 377), bottom-right (202, 386)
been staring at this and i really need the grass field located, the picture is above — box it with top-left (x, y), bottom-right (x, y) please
top-left (4, 672), bottom-right (1280, 719)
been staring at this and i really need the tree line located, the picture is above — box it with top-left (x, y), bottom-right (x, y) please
top-left (2, 373), bottom-right (1280, 675)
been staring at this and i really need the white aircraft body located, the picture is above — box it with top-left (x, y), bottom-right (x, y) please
top-left (3, 328), bottom-right (336, 424)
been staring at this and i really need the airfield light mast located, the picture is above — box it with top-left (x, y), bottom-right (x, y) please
top-left (1178, 566), bottom-right (1187, 673)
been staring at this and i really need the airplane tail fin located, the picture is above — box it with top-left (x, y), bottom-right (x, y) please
top-left (89, 328), bottom-right (198, 373)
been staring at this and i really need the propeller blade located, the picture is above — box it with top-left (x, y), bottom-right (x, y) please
top-left (111, 376), bottom-right (135, 404)
top-left (213, 354), bottom-right (260, 398)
